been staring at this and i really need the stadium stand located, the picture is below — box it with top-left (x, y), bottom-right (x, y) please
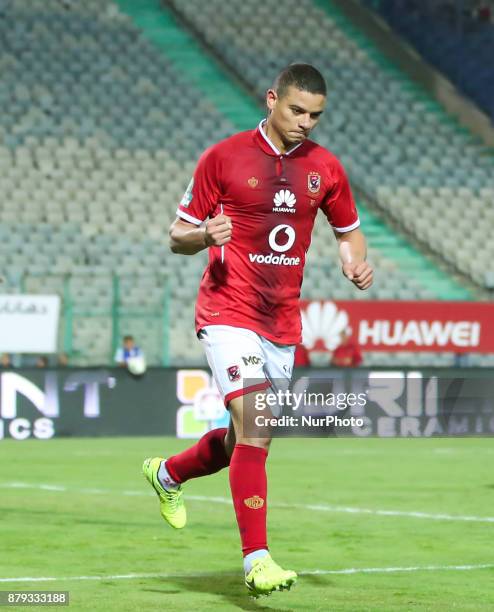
top-left (0, 0), bottom-right (234, 365)
top-left (1, 0), bottom-right (491, 366)
top-left (360, 0), bottom-right (494, 120)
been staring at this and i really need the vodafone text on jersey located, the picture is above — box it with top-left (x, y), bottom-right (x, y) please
top-left (249, 223), bottom-right (300, 266)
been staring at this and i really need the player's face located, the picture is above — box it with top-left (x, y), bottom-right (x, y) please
top-left (266, 86), bottom-right (326, 147)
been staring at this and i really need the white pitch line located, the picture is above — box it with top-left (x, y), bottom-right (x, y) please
top-left (1, 563), bottom-right (493, 584)
top-left (302, 563), bottom-right (494, 576)
top-left (2, 482), bottom-right (494, 524)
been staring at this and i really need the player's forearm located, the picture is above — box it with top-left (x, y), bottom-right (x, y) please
top-left (169, 224), bottom-right (207, 255)
top-left (336, 228), bottom-right (367, 266)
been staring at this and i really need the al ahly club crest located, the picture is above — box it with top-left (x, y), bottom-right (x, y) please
top-left (307, 171), bottom-right (321, 194)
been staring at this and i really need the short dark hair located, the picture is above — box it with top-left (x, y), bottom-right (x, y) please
top-left (123, 335), bottom-right (134, 343)
top-left (273, 63), bottom-right (327, 98)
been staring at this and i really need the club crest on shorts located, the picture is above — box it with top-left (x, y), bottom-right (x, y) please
top-left (307, 171), bottom-right (321, 195)
top-left (227, 364), bottom-right (241, 382)
top-left (244, 495), bottom-right (264, 509)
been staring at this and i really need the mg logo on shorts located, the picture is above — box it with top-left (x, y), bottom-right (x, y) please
top-left (242, 355), bottom-right (263, 366)
top-left (244, 495), bottom-right (265, 509)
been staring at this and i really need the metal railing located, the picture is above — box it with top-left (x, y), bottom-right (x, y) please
top-left (7, 273), bottom-right (172, 366)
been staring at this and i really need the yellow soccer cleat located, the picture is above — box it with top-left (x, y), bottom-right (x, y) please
top-left (245, 554), bottom-right (297, 597)
top-left (142, 457), bottom-right (186, 529)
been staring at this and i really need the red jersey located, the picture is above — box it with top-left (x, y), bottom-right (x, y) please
top-left (177, 120), bottom-right (359, 345)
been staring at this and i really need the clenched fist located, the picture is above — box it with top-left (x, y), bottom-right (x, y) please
top-left (205, 214), bottom-right (232, 247)
top-left (342, 261), bottom-right (373, 290)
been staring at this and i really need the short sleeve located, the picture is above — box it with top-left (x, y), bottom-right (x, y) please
top-left (319, 157), bottom-right (360, 232)
top-left (114, 348), bottom-right (123, 363)
top-left (176, 146), bottom-right (222, 225)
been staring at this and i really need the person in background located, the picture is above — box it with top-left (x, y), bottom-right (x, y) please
top-left (36, 355), bottom-right (49, 368)
top-left (57, 353), bottom-right (69, 368)
top-left (114, 335), bottom-right (145, 367)
top-left (0, 353), bottom-right (13, 368)
top-left (294, 343), bottom-right (310, 367)
top-left (454, 353), bottom-right (470, 367)
top-left (331, 327), bottom-right (363, 367)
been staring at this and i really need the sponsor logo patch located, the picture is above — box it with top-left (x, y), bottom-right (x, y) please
top-left (307, 172), bottom-right (321, 194)
top-left (248, 224), bottom-right (300, 266)
top-left (244, 495), bottom-right (265, 509)
top-left (248, 252), bottom-right (300, 266)
top-left (227, 365), bottom-right (241, 382)
top-left (242, 355), bottom-right (263, 366)
top-left (180, 178), bottom-right (194, 208)
top-left (273, 189), bottom-right (297, 214)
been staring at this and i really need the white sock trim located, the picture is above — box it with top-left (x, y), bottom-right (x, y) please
top-left (244, 549), bottom-right (269, 574)
top-left (157, 460), bottom-right (179, 490)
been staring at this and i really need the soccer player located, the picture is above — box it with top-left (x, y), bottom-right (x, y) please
top-left (143, 63), bottom-right (373, 597)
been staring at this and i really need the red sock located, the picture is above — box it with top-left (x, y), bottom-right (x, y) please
top-left (229, 444), bottom-right (268, 556)
top-left (166, 427), bottom-right (229, 484)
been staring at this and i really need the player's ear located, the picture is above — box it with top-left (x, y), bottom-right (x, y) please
top-left (266, 88), bottom-right (277, 113)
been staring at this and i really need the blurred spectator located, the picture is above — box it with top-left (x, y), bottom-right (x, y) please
top-left (476, 3), bottom-right (491, 21)
top-left (114, 335), bottom-right (146, 375)
top-left (0, 353), bottom-right (13, 368)
top-left (294, 343), bottom-right (310, 367)
top-left (331, 328), bottom-right (363, 368)
top-left (36, 355), bottom-right (49, 368)
top-left (57, 353), bottom-right (69, 368)
top-left (454, 353), bottom-right (470, 367)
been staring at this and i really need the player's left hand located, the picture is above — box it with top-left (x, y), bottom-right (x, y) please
top-left (342, 261), bottom-right (373, 290)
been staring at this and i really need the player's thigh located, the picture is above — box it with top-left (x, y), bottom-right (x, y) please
top-left (198, 324), bottom-right (270, 407)
top-left (261, 338), bottom-right (296, 418)
top-left (262, 338), bottom-right (296, 383)
top-left (225, 418), bottom-right (236, 457)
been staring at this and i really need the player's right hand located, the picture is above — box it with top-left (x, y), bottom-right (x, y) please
top-left (204, 214), bottom-right (232, 247)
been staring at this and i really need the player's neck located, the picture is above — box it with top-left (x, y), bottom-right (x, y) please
top-left (263, 119), bottom-right (290, 155)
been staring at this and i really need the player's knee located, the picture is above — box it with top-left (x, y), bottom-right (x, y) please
top-left (236, 436), bottom-right (271, 451)
top-left (224, 426), bottom-right (236, 458)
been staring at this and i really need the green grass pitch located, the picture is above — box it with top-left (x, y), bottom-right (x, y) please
top-left (1, 437), bottom-right (493, 610)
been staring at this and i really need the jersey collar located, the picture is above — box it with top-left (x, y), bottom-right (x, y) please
top-left (254, 119), bottom-right (305, 157)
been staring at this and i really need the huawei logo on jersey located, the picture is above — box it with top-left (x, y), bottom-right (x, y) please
top-left (273, 189), bottom-right (296, 214)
